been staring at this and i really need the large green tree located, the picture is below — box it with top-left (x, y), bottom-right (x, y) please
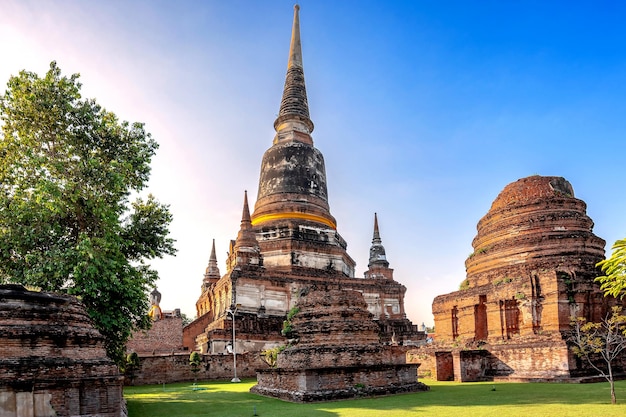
top-left (0, 62), bottom-right (175, 364)
top-left (597, 238), bottom-right (626, 299)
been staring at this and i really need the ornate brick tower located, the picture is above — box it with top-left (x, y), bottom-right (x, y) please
top-left (184, 5), bottom-right (424, 354)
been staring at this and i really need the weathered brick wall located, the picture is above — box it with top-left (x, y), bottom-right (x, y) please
top-left (486, 342), bottom-right (571, 380)
top-left (408, 336), bottom-right (626, 382)
top-left (127, 316), bottom-right (184, 354)
top-left (182, 313), bottom-right (213, 352)
top-left (128, 352), bottom-right (268, 385)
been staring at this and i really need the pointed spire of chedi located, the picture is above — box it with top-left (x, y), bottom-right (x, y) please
top-left (235, 190), bottom-right (258, 250)
top-left (202, 238), bottom-right (221, 289)
top-left (365, 213), bottom-right (393, 279)
top-left (273, 4), bottom-right (314, 143)
top-left (368, 213), bottom-right (389, 268)
top-left (252, 4), bottom-right (338, 232)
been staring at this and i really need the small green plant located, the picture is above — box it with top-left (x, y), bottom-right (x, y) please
top-left (189, 352), bottom-right (201, 385)
top-left (419, 369), bottom-right (432, 378)
top-left (494, 277), bottom-right (513, 286)
top-left (125, 352), bottom-right (140, 386)
top-left (260, 345), bottom-right (288, 367)
top-left (515, 292), bottom-right (526, 300)
top-left (282, 307), bottom-right (300, 337)
top-left (468, 246), bottom-right (490, 260)
top-left (459, 279), bottom-right (470, 290)
top-left (287, 306), bottom-right (300, 320)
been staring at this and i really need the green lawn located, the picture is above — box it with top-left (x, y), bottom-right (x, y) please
top-left (125, 379), bottom-right (626, 417)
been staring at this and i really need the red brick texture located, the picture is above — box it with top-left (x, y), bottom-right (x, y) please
top-left (0, 284), bottom-right (124, 417)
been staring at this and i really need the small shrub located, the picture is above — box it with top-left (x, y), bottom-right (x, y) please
top-left (494, 277), bottom-right (513, 286)
top-left (125, 352), bottom-right (140, 385)
top-left (282, 307), bottom-right (300, 336)
top-left (189, 352), bottom-right (201, 384)
top-left (260, 345), bottom-right (288, 367)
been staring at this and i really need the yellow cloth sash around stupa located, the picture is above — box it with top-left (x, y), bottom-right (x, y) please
top-left (251, 212), bottom-right (336, 229)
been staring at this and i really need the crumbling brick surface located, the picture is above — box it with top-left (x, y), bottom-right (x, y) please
top-left (251, 288), bottom-right (427, 401)
top-left (433, 176), bottom-right (612, 344)
top-left (127, 352), bottom-right (267, 385)
top-left (0, 284), bottom-right (123, 416)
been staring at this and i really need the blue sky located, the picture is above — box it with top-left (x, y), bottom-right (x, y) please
top-left (2, 1), bottom-right (625, 326)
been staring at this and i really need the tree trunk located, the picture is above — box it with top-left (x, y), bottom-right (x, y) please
top-left (610, 380), bottom-right (616, 404)
top-left (608, 365), bottom-right (616, 404)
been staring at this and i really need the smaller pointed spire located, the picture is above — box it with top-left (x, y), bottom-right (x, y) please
top-left (210, 239), bottom-right (218, 262)
top-left (373, 212), bottom-right (382, 244)
top-left (235, 191), bottom-right (259, 250)
top-left (203, 239), bottom-right (221, 287)
top-left (228, 191), bottom-right (262, 269)
top-left (368, 212), bottom-right (389, 268)
top-left (242, 190), bottom-right (252, 223)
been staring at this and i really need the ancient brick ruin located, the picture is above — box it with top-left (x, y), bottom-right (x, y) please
top-left (416, 175), bottom-right (626, 381)
top-left (251, 287), bottom-right (428, 402)
top-left (184, 5), bottom-right (424, 358)
top-left (126, 289), bottom-right (184, 355)
top-left (0, 284), bottom-right (124, 417)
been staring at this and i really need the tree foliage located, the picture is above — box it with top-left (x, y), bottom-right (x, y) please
top-left (180, 312), bottom-right (193, 326)
top-left (569, 307), bottom-right (626, 404)
top-left (597, 238), bottom-right (626, 299)
top-left (0, 62), bottom-right (175, 364)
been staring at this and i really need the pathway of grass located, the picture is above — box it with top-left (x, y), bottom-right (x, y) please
top-left (125, 379), bottom-right (626, 417)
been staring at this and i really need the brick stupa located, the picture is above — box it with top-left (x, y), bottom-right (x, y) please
top-left (251, 286), bottom-right (428, 402)
top-left (417, 175), bottom-right (626, 382)
top-left (0, 284), bottom-right (124, 416)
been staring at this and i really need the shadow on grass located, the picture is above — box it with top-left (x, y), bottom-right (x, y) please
top-left (125, 379), bottom-right (626, 417)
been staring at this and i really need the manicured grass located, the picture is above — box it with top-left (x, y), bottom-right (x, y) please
top-left (125, 378), bottom-right (626, 417)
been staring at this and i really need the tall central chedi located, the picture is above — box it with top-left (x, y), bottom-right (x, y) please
top-left (251, 4), bottom-right (355, 277)
top-left (184, 5), bottom-right (424, 355)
